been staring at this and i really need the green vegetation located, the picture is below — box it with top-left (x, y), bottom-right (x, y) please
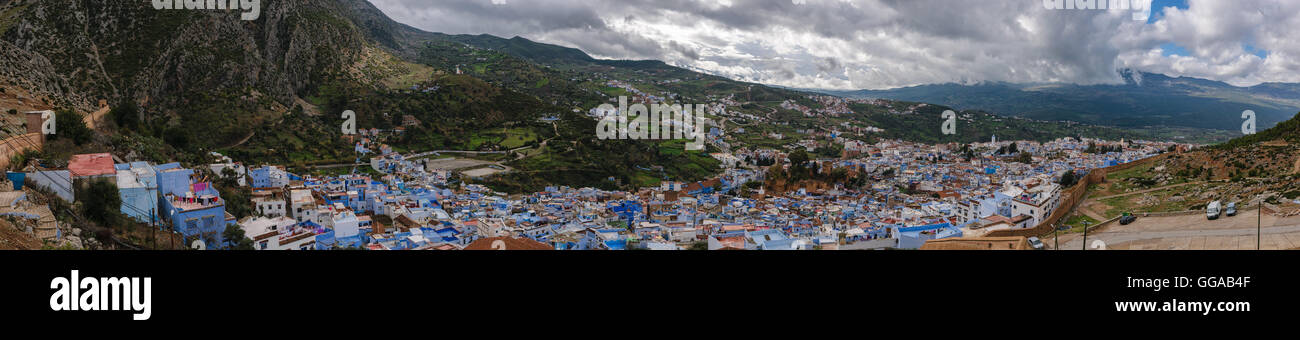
top-left (49, 109), bottom-right (92, 145)
top-left (1059, 213), bottom-right (1100, 233)
top-left (839, 74), bottom-right (1300, 135)
top-left (222, 224), bottom-right (254, 250)
top-left (844, 104), bottom-right (1162, 144)
top-left (78, 179), bottom-right (121, 226)
top-left (1214, 112), bottom-right (1300, 149)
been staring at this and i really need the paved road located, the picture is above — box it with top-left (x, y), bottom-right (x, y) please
top-left (1051, 209), bottom-right (1300, 250)
top-left (1057, 224), bottom-right (1300, 250)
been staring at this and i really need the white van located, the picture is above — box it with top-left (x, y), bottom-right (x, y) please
top-left (1206, 200), bottom-right (1222, 220)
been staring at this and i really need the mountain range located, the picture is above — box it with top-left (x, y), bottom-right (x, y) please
top-left (825, 69), bottom-right (1300, 131)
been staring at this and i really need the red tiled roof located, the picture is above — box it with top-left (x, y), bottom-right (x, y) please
top-left (68, 153), bottom-right (115, 177)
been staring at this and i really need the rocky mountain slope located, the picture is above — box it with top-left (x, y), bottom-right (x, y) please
top-left (1, 0), bottom-right (426, 143)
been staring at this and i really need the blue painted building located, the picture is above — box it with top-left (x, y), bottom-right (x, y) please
top-left (248, 166), bottom-right (289, 188)
top-left (156, 166), bottom-right (231, 249)
top-left (115, 162), bottom-right (159, 223)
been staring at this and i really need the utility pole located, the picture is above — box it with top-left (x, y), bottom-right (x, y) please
top-left (1082, 221), bottom-right (1089, 251)
top-left (1258, 197), bottom-right (1262, 250)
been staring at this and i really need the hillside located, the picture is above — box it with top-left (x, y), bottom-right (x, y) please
top-left (0, 0), bottom-right (729, 192)
top-left (829, 70), bottom-right (1300, 133)
top-left (1110, 112), bottom-right (1300, 212)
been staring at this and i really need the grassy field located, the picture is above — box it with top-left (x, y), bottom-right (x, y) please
top-left (1092, 161), bottom-right (1192, 197)
top-left (599, 86), bottom-right (630, 98)
top-left (1059, 212), bottom-right (1101, 233)
top-left (1094, 182), bottom-right (1223, 217)
top-left (462, 128), bottom-right (540, 150)
top-left (380, 60), bottom-right (436, 90)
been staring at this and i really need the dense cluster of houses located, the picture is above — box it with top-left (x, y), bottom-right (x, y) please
top-left (6, 125), bottom-right (1180, 251)
top-left (780, 95), bottom-right (854, 117)
top-left (221, 133), bottom-right (1175, 251)
top-left (692, 136), bottom-right (1183, 249)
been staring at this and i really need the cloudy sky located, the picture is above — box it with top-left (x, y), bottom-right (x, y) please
top-left (369, 0), bottom-right (1300, 90)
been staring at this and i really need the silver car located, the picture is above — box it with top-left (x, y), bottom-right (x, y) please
top-left (1027, 237), bottom-right (1044, 250)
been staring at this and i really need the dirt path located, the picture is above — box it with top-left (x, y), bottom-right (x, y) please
top-left (1077, 199), bottom-right (1108, 221)
top-left (220, 129), bottom-right (256, 149)
top-left (82, 105), bottom-right (111, 130)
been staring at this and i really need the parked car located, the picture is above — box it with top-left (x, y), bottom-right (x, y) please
top-left (1119, 213), bottom-right (1137, 225)
top-left (1226, 202), bottom-right (1237, 216)
top-left (1207, 200), bottom-right (1222, 220)
top-left (1027, 237), bottom-right (1044, 250)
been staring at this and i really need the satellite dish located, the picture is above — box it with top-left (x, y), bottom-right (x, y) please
top-left (192, 240), bottom-right (206, 250)
top-left (491, 240), bottom-right (507, 250)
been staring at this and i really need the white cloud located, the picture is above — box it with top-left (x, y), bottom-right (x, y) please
top-left (370, 0), bottom-right (1300, 89)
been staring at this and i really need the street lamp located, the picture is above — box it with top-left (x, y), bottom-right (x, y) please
top-left (1053, 223), bottom-right (1058, 250)
top-left (1082, 220), bottom-right (1090, 251)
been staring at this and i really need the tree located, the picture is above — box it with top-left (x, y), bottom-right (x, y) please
top-left (222, 224), bottom-right (254, 250)
top-left (111, 99), bottom-right (140, 130)
top-left (80, 179), bottom-right (121, 226)
top-left (50, 109), bottom-right (92, 145)
top-left (788, 149), bottom-right (809, 167)
top-left (1016, 152), bottom-right (1033, 164)
top-left (1059, 170), bottom-right (1077, 187)
top-left (163, 126), bottom-right (190, 150)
